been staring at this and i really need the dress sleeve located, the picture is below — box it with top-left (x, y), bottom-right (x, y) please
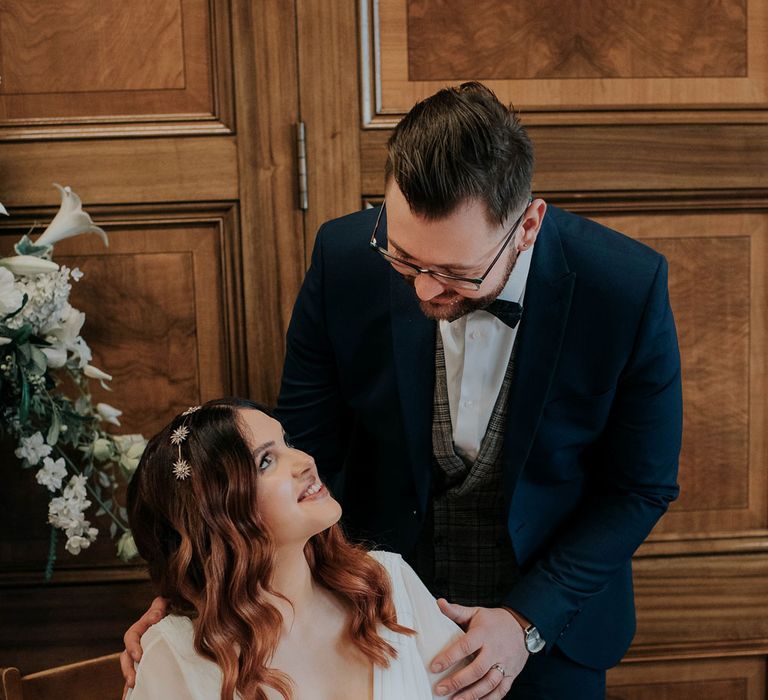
top-left (397, 556), bottom-right (468, 686)
top-left (125, 631), bottom-right (196, 700)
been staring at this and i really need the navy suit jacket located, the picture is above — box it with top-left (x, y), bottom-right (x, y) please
top-left (277, 204), bottom-right (682, 670)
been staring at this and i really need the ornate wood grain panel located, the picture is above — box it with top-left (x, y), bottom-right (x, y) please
top-left (359, 126), bottom-right (768, 199)
top-left (2, 2), bottom-right (185, 92)
top-left (361, 0), bottom-right (768, 125)
top-left (407, 0), bottom-right (747, 80)
top-left (607, 657), bottom-right (765, 700)
top-left (591, 212), bottom-right (768, 543)
top-left (0, 0), bottom-right (234, 139)
top-left (0, 137), bottom-right (239, 207)
top-left (629, 554), bottom-right (768, 658)
top-left (0, 204), bottom-right (245, 573)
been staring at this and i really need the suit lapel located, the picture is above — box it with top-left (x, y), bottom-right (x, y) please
top-left (380, 199), bottom-right (437, 514)
top-left (502, 211), bottom-right (575, 499)
top-left (390, 268), bottom-right (436, 513)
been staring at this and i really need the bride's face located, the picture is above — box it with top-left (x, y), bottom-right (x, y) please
top-left (238, 409), bottom-right (341, 547)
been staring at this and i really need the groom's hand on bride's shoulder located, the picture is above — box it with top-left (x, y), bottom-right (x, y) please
top-left (430, 599), bottom-right (528, 700)
top-left (120, 596), bottom-right (169, 692)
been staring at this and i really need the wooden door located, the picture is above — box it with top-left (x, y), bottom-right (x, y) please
top-left (0, 0), bottom-right (305, 671)
top-left (296, 0), bottom-right (768, 695)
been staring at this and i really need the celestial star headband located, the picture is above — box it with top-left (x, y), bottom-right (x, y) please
top-left (170, 405), bottom-right (201, 480)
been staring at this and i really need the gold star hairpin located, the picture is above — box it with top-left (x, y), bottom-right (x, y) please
top-left (170, 426), bottom-right (190, 446)
top-left (172, 458), bottom-right (192, 480)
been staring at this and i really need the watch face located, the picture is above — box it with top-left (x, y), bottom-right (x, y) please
top-left (525, 627), bottom-right (546, 654)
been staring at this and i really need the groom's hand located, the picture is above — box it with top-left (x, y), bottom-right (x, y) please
top-left (431, 600), bottom-right (528, 700)
top-left (119, 596), bottom-right (168, 694)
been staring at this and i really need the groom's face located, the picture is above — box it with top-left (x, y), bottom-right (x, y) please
top-left (382, 181), bottom-right (537, 322)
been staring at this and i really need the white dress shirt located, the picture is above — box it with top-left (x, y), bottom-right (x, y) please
top-left (438, 245), bottom-right (534, 462)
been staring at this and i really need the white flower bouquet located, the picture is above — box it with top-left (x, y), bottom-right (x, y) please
top-left (1, 185), bottom-right (143, 578)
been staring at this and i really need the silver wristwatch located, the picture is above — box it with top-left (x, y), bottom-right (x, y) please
top-left (524, 624), bottom-right (545, 654)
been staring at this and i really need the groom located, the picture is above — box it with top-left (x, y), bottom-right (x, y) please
top-left (122, 82), bottom-right (681, 699)
top-left (275, 82), bottom-right (682, 698)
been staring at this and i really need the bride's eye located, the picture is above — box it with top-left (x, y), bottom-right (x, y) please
top-left (258, 453), bottom-right (275, 471)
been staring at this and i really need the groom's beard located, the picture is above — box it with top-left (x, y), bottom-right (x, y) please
top-left (408, 249), bottom-right (519, 323)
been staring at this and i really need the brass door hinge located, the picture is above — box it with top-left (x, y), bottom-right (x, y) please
top-left (297, 121), bottom-right (308, 211)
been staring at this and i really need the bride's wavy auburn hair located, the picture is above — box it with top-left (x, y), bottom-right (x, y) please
top-left (128, 397), bottom-right (413, 700)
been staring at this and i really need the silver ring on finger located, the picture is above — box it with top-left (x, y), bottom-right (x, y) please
top-left (490, 663), bottom-right (509, 678)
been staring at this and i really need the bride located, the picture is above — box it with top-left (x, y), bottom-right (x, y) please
top-left (124, 398), bottom-right (464, 700)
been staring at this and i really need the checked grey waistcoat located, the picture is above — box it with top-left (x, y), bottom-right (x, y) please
top-left (414, 331), bottom-right (521, 607)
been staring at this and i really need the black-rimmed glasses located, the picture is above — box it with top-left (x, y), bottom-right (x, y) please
top-left (369, 198), bottom-right (532, 291)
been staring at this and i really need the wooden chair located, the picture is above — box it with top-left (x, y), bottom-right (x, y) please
top-left (1, 653), bottom-right (123, 700)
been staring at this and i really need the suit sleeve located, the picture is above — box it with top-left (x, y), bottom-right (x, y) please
top-left (503, 255), bottom-right (683, 648)
top-left (277, 224), bottom-right (347, 481)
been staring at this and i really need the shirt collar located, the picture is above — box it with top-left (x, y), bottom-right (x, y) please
top-left (497, 242), bottom-right (534, 304)
top-left (439, 241), bottom-right (536, 333)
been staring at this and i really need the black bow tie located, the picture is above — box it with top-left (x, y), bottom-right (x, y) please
top-left (484, 299), bottom-right (523, 328)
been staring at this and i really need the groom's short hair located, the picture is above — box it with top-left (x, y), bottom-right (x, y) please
top-left (385, 81), bottom-right (534, 226)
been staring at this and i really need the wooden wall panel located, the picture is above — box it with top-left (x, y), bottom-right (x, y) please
top-left (649, 237), bottom-right (748, 512)
top-left (360, 126), bottom-right (768, 198)
top-left (591, 212), bottom-right (768, 542)
top-left (0, 138), bottom-right (239, 206)
top-left (607, 657), bottom-right (766, 700)
top-left (53, 220), bottom-right (236, 432)
top-left (630, 554), bottom-right (768, 658)
top-left (0, 0), bottom-right (234, 139)
top-left (361, 0), bottom-right (768, 124)
top-left (407, 0), bottom-right (747, 80)
top-left (2, 2), bottom-right (186, 92)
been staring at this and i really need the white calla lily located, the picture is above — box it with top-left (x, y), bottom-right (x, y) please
top-left (0, 267), bottom-right (23, 314)
top-left (91, 437), bottom-right (113, 461)
top-left (84, 364), bottom-right (113, 381)
top-left (41, 344), bottom-right (67, 368)
top-left (44, 304), bottom-right (85, 344)
top-left (113, 434), bottom-right (146, 473)
top-left (96, 402), bottom-right (122, 426)
top-left (34, 184), bottom-right (108, 248)
top-left (117, 532), bottom-right (139, 561)
top-left (0, 255), bottom-right (59, 276)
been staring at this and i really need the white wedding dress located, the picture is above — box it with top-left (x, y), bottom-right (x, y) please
top-left (127, 551), bottom-right (464, 699)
